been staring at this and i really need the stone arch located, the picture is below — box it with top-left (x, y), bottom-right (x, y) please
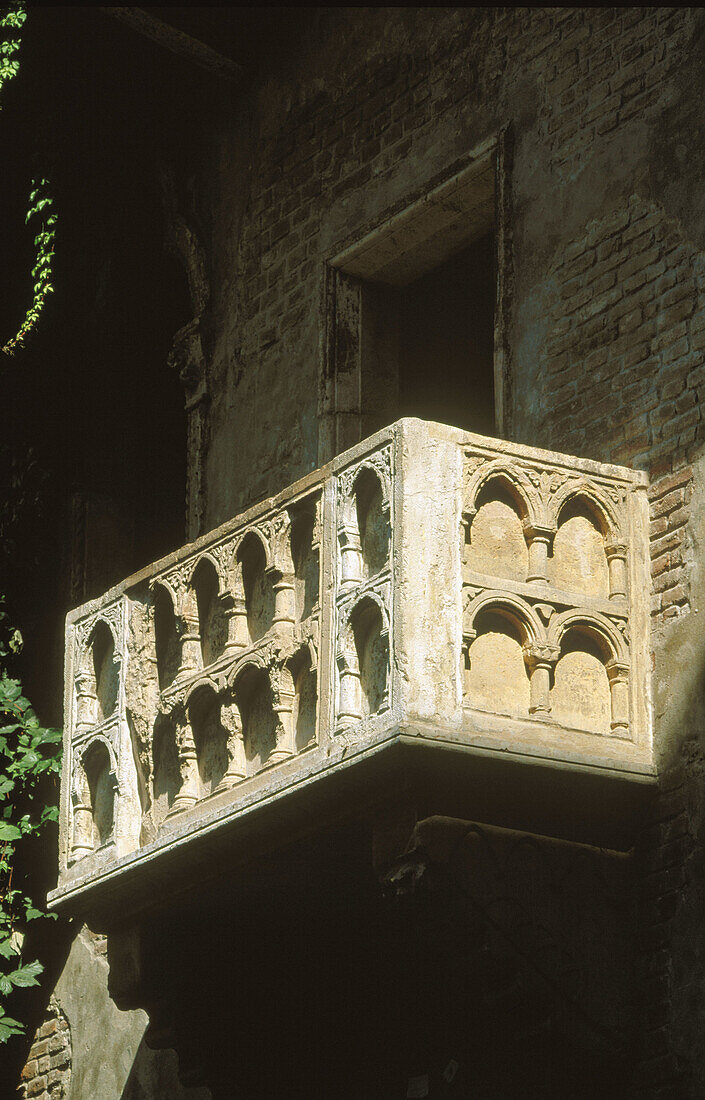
top-left (152, 712), bottom-right (180, 826)
top-left (287, 645), bottom-right (318, 751)
top-left (547, 609), bottom-right (627, 663)
top-left (339, 595), bottom-right (390, 719)
top-left (550, 481), bottom-right (622, 543)
top-left (549, 494), bottom-right (611, 599)
top-left (186, 681), bottom-right (229, 796)
top-left (352, 465), bottom-right (390, 578)
top-left (190, 555), bottom-right (228, 666)
top-left (548, 611), bottom-right (629, 737)
top-left (290, 508), bottom-right (319, 621)
top-left (79, 737), bottom-right (116, 851)
top-left (232, 661), bottom-right (278, 774)
top-left (464, 477), bottom-right (531, 581)
top-left (338, 462), bottom-right (391, 588)
top-left (78, 618), bottom-right (120, 726)
top-left (462, 597), bottom-right (536, 717)
top-left (465, 462), bottom-right (545, 531)
top-left (153, 582), bottom-right (180, 690)
top-left (236, 530), bottom-right (276, 643)
top-left (464, 591), bottom-right (544, 647)
top-left (234, 525), bottom-right (273, 571)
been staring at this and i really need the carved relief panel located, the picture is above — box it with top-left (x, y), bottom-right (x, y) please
top-left (66, 599), bottom-right (140, 866)
top-left (461, 447), bottom-right (638, 743)
top-left (334, 447), bottom-right (393, 730)
top-left (137, 490), bottom-right (323, 835)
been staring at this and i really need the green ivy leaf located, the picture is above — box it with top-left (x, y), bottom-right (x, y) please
top-left (7, 959), bottom-right (43, 988)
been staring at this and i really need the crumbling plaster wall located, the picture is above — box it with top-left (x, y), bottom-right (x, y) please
top-left (20, 930), bottom-right (207, 1100)
top-left (183, 7), bottom-right (705, 1091)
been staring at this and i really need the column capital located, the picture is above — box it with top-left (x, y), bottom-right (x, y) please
top-left (522, 642), bottom-right (560, 671)
top-left (605, 657), bottom-right (630, 682)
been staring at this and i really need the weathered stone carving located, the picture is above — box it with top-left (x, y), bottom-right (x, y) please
top-left (53, 422), bottom-right (651, 908)
top-left (462, 445), bottom-right (641, 740)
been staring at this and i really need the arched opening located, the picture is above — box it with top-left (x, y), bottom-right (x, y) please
top-left (152, 713), bottom-right (180, 827)
top-left (550, 629), bottom-right (611, 734)
top-left (289, 649), bottom-right (318, 751)
top-left (464, 609), bottom-right (530, 716)
top-left (351, 599), bottom-right (388, 717)
top-left (189, 686), bottom-right (228, 796)
top-left (291, 509), bottom-right (319, 621)
top-left (90, 620), bottom-right (119, 722)
top-left (550, 498), bottom-right (609, 599)
top-left (83, 741), bottom-right (114, 848)
top-left (238, 533), bottom-right (275, 643)
top-left (354, 468), bottom-right (389, 578)
top-left (464, 481), bottom-right (529, 581)
top-left (193, 558), bottom-right (227, 667)
top-left (154, 584), bottom-right (180, 691)
top-left (236, 666), bottom-right (278, 774)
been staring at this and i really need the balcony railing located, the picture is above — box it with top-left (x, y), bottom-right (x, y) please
top-left (50, 419), bottom-right (653, 913)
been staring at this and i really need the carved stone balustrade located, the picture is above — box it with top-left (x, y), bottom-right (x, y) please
top-left (50, 419), bottom-right (654, 921)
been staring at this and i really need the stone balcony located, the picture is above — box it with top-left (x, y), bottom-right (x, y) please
top-left (49, 419), bottom-right (654, 920)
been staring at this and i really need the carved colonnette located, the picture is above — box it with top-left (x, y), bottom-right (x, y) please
top-left (64, 598), bottom-right (141, 866)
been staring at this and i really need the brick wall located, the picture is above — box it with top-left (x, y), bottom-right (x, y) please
top-left (19, 996), bottom-right (71, 1100)
top-left (541, 193), bottom-right (704, 627)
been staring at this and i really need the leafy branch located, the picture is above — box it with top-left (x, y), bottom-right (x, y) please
top-left (1, 4), bottom-right (57, 356)
top-left (0, 2), bottom-right (24, 94)
top-left (0, 600), bottom-right (62, 1042)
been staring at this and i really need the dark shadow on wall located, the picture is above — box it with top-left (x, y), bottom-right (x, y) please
top-left (120, 1040), bottom-right (211, 1100)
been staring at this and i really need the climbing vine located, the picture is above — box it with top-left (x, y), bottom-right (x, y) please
top-left (0, 601), bottom-right (62, 1042)
top-left (1, 3), bottom-right (57, 356)
top-left (0, 5), bottom-right (62, 1041)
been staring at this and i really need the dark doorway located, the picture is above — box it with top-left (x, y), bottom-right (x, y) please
top-left (398, 232), bottom-right (496, 435)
